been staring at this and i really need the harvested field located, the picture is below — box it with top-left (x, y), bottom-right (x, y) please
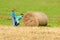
top-left (0, 26), bottom-right (60, 40)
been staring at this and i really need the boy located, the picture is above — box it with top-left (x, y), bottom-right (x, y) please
top-left (11, 9), bottom-right (22, 26)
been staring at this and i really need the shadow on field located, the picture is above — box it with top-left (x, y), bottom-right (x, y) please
top-left (38, 25), bottom-right (51, 27)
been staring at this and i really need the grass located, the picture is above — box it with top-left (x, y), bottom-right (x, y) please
top-left (0, 0), bottom-right (60, 27)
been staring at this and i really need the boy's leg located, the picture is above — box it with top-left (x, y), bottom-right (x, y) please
top-left (15, 20), bottom-right (18, 26)
top-left (12, 17), bottom-right (15, 26)
top-left (15, 19), bottom-right (19, 26)
top-left (17, 20), bottom-right (19, 25)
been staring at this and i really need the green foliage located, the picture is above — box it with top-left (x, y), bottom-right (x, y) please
top-left (0, 0), bottom-right (60, 26)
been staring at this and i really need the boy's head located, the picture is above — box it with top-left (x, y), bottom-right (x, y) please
top-left (21, 13), bottom-right (24, 17)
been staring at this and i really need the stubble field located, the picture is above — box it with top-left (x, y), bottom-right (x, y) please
top-left (0, 25), bottom-right (60, 40)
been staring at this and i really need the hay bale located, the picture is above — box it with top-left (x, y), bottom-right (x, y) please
top-left (22, 12), bottom-right (48, 26)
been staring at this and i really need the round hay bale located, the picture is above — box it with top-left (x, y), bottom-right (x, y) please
top-left (22, 12), bottom-right (48, 26)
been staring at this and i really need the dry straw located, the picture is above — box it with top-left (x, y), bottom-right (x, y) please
top-left (22, 12), bottom-right (48, 26)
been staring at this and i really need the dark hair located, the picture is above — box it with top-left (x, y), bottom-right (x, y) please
top-left (20, 13), bottom-right (24, 17)
top-left (21, 13), bottom-right (23, 15)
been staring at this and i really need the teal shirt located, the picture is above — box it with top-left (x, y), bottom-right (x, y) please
top-left (16, 16), bottom-right (22, 20)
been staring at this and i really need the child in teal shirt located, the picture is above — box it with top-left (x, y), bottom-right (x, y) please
top-left (11, 9), bottom-right (22, 26)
